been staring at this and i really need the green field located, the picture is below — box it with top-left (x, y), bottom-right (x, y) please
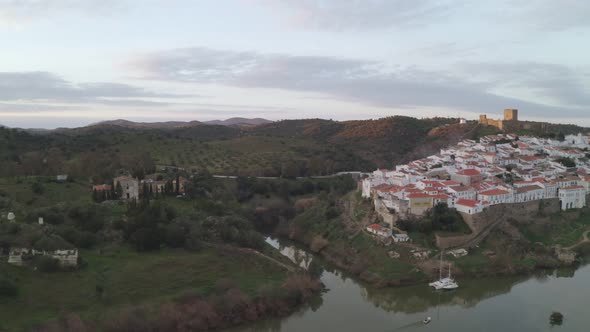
top-left (0, 246), bottom-right (288, 331)
top-left (0, 177), bottom-right (91, 208)
top-left (518, 210), bottom-right (590, 247)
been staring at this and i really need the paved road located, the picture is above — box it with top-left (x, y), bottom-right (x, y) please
top-left (213, 171), bottom-right (369, 180)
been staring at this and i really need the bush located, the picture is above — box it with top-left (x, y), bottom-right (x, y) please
top-left (163, 224), bottom-right (186, 248)
top-left (37, 256), bottom-right (61, 273)
top-left (31, 182), bottom-right (45, 195)
top-left (0, 278), bottom-right (18, 297)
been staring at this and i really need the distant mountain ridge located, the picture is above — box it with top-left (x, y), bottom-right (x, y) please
top-left (204, 118), bottom-right (273, 127)
top-left (91, 118), bottom-right (272, 129)
top-left (91, 119), bottom-right (204, 129)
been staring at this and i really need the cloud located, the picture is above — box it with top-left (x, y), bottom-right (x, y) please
top-left (131, 47), bottom-right (589, 119)
top-left (0, 71), bottom-right (182, 106)
top-left (254, 0), bottom-right (460, 30)
top-left (499, 0), bottom-right (590, 31)
top-left (253, 0), bottom-right (590, 33)
top-left (0, 0), bottom-right (127, 25)
top-left (458, 62), bottom-right (590, 108)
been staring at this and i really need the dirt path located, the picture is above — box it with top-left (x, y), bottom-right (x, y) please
top-left (240, 248), bottom-right (298, 272)
top-left (564, 229), bottom-right (590, 250)
top-left (217, 244), bottom-right (298, 272)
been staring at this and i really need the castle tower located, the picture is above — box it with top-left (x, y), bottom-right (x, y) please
top-left (479, 114), bottom-right (488, 124)
top-left (504, 109), bottom-right (518, 121)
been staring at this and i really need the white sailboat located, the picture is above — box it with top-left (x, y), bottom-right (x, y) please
top-left (429, 251), bottom-right (459, 290)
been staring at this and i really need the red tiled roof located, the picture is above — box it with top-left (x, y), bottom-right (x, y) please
top-left (561, 186), bottom-right (584, 190)
top-left (367, 224), bottom-right (383, 231)
top-left (457, 169), bottom-right (481, 176)
top-left (408, 193), bottom-right (449, 199)
top-left (456, 199), bottom-right (479, 207)
top-left (93, 184), bottom-right (111, 191)
top-left (479, 189), bottom-right (511, 196)
top-left (515, 185), bottom-right (543, 193)
top-left (451, 186), bottom-right (475, 192)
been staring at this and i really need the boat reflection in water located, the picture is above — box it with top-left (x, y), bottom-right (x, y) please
top-left (231, 237), bottom-right (590, 332)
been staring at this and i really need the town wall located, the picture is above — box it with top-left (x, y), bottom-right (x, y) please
top-left (435, 198), bottom-right (560, 248)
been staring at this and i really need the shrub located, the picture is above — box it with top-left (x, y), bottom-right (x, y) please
top-left (31, 182), bottom-right (45, 195)
top-left (37, 256), bottom-right (61, 273)
top-left (0, 278), bottom-right (18, 297)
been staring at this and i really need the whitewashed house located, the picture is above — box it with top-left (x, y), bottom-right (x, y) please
top-left (559, 186), bottom-right (586, 210)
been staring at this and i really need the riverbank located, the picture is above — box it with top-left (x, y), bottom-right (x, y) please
top-left (0, 245), bottom-right (322, 332)
top-left (272, 192), bottom-right (590, 288)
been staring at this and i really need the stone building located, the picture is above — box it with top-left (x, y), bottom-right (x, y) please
top-left (8, 235), bottom-right (78, 267)
top-left (114, 176), bottom-right (139, 200)
top-left (479, 109), bottom-right (520, 130)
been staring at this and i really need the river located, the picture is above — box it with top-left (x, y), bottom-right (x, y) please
top-left (232, 237), bottom-right (589, 332)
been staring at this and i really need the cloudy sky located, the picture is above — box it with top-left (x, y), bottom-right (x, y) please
top-left (1, 0), bottom-right (589, 128)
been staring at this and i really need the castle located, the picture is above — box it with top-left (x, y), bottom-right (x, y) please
top-left (479, 109), bottom-right (519, 130)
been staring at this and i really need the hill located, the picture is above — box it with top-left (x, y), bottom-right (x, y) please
top-left (91, 119), bottom-right (204, 129)
top-left (1, 116), bottom-right (589, 178)
top-left (204, 117), bottom-right (272, 128)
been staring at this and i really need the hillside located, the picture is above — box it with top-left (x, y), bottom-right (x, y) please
top-left (204, 117), bottom-right (272, 127)
top-left (1, 116), bottom-right (588, 178)
top-left (90, 119), bottom-right (204, 129)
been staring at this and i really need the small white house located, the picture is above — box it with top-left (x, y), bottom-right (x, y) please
top-left (56, 174), bottom-right (68, 182)
top-left (448, 248), bottom-right (468, 258)
top-left (455, 199), bottom-right (485, 214)
top-left (366, 224), bottom-right (393, 238)
top-left (392, 233), bottom-right (410, 243)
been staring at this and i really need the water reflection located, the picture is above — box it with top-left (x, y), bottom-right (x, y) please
top-left (245, 237), bottom-right (590, 332)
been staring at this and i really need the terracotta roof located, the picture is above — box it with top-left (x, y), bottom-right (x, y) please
top-left (479, 189), bottom-right (511, 196)
top-left (457, 169), bottom-right (481, 176)
top-left (456, 199), bottom-right (479, 207)
top-left (451, 186), bottom-right (475, 192)
top-left (561, 186), bottom-right (584, 190)
top-left (515, 185), bottom-right (543, 193)
top-left (367, 224), bottom-right (384, 231)
top-left (93, 184), bottom-right (111, 191)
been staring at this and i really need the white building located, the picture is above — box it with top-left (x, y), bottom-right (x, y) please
top-left (559, 186), bottom-right (586, 210)
top-left (366, 224), bottom-right (393, 237)
top-left (455, 199), bottom-right (485, 214)
top-left (478, 189), bottom-right (514, 205)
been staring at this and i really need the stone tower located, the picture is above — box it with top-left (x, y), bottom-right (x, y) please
top-left (479, 114), bottom-right (488, 124)
top-left (504, 109), bottom-right (518, 121)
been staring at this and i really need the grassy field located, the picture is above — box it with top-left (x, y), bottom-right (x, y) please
top-left (349, 232), bottom-right (423, 281)
top-left (518, 210), bottom-right (590, 247)
top-left (0, 246), bottom-right (289, 331)
top-left (112, 135), bottom-right (335, 175)
top-left (0, 177), bottom-right (91, 210)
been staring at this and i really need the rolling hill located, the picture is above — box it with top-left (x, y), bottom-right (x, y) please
top-left (1, 116), bottom-right (588, 179)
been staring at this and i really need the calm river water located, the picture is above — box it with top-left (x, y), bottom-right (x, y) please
top-left (232, 237), bottom-right (589, 332)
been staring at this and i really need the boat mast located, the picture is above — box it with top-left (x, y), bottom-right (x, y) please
top-left (439, 250), bottom-right (443, 280)
top-left (448, 263), bottom-right (452, 279)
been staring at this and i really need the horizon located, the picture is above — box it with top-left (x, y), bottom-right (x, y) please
top-left (1, 1), bottom-right (589, 128)
top-left (2, 114), bottom-right (589, 131)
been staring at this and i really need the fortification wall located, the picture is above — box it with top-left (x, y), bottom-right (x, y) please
top-left (435, 198), bottom-right (560, 248)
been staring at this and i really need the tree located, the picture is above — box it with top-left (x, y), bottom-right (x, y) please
top-left (550, 312), bottom-right (564, 326)
top-left (556, 157), bottom-right (576, 168)
top-left (130, 227), bottom-right (162, 251)
top-left (115, 182), bottom-right (123, 199)
top-left (0, 278), bottom-right (18, 297)
top-left (31, 181), bottom-right (44, 195)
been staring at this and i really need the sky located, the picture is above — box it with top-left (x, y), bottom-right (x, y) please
top-left (0, 0), bottom-right (589, 128)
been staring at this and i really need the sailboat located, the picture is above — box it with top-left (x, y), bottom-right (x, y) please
top-left (429, 251), bottom-right (459, 290)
